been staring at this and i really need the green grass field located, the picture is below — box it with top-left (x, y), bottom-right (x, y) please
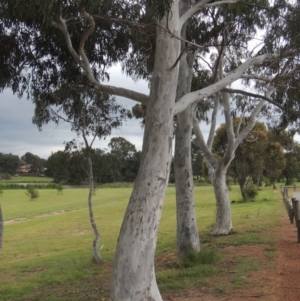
top-left (0, 185), bottom-right (285, 300)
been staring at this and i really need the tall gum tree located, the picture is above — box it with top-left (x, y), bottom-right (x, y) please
top-left (110, 2), bottom-right (181, 299)
top-left (33, 87), bottom-right (130, 263)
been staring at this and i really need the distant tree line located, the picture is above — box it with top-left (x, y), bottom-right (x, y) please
top-left (2, 128), bottom-right (300, 189)
top-left (46, 137), bottom-right (142, 184)
top-left (201, 119), bottom-right (300, 197)
top-left (0, 151), bottom-right (46, 178)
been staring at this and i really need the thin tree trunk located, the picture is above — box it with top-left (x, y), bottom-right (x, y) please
top-left (110, 6), bottom-right (181, 300)
top-left (211, 166), bottom-right (232, 235)
top-left (174, 39), bottom-right (200, 256)
top-left (87, 157), bottom-right (101, 263)
top-left (175, 105), bottom-right (200, 257)
top-left (238, 179), bottom-right (247, 200)
top-left (0, 205), bottom-right (3, 251)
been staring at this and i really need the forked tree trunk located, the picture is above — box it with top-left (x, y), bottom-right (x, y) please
top-left (174, 44), bottom-right (200, 256)
top-left (110, 6), bottom-right (181, 300)
top-left (87, 157), bottom-right (101, 263)
top-left (0, 205), bottom-right (3, 251)
top-left (209, 164), bottom-right (232, 235)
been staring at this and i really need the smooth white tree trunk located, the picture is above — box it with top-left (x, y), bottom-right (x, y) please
top-left (110, 5), bottom-right (181, 300)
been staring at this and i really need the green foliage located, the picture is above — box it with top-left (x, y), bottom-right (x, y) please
top-left (0, 188), bottom-right (3, 197)
top-left (0, 153), bottom-right (21, 175)
top-left (25, 185), bottom-right (39, 201)
top-left (146, 0), bottom-right (173, 19)
top-left (179, 248), bottom-right (219, 268)
top-left (244, 184), bottom-right (258, 201)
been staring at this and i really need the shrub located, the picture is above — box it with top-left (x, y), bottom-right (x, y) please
top-left (0, 173), bottom-right (11, 180)
top-left (245, 184), bottom-right (258, 201)
top-left (25, 185), bottom-right (39, 201)
top-left (57, 183), bottom-right (64, 195)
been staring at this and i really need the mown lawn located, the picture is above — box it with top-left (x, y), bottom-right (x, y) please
top-left (0, 185), bottom-right (285, 300)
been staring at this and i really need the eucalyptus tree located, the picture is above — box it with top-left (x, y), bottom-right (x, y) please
top-left (183, 3), bottom-right (265, 234)
top-left (192, 0), bottom-right (300, 233)
top-left (34, 86), bottom-right (131, 263)
top-left (3, 0), bottom-right (300, 299)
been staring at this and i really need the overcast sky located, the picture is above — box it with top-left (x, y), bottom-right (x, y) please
top-left (0, 66), bottom-right (148, 159)
top-left (0, 65), bottom-right (218, 159)
top-left (1, 64), bottom-right (221, 160)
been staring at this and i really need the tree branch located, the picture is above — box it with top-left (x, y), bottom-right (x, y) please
top-left (78, 10), bottom-right (96, 72)
top-left (52, 15), bottom-right (149, 105)
top-left (241, 74), bottom-right (273, 82)
top-left (192, 117), bottom-right (218, 168)
top-left (207, 96), bottom-right (219, 151)
top-left (223, 91), bottom-right (236, 164)
top-left (223, 87), bottom-right (284, 109)
top-left (180, 0), bottom-right (238, 26)
top-left (174, 52), bottom-right (284, 115)
top-left (52, 18), bottom-right (84, 69)
top-left (234, 97), bottom-right (266, 149)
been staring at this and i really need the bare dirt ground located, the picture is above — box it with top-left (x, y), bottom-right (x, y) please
top-left (164, 217), bottom-right (300, 301)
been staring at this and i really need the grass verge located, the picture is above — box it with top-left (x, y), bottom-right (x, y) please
top-left (0, 185), bottom-right (284, 300)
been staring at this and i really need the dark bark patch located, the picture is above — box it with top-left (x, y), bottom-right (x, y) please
top-left (184, 124), bottom-right (190, 133)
